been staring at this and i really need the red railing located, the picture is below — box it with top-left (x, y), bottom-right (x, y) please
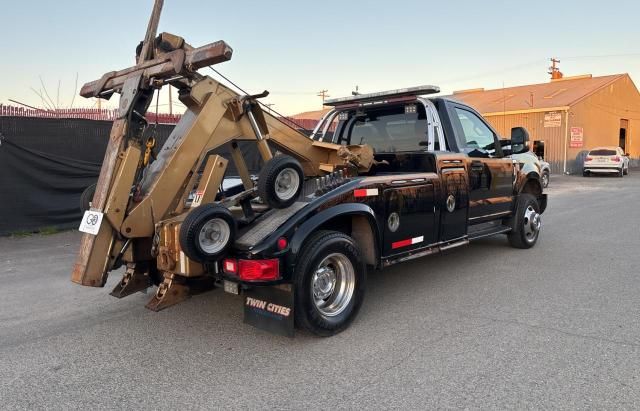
top-left (0, 104), bottom-right (182, 124)
top-left (0, 104), bottom-right (327, 130)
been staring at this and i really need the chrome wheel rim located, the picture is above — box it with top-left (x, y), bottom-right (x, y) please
top-left (312, 253), bottom-right (355, 317)
top-left (542, 173), bottom-right (549, 187)
top-left (198, 218), bottom-right (230, 254)
top-left (523, 205), bottom-right (541, 242)
top-left (275, 168), bottom-right (300, 201)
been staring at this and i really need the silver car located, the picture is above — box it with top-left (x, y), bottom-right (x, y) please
top-left (539, 160), bottom-right (550, 188)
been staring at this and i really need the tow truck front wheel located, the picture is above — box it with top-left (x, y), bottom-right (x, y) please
top-left (295, 230), bottom-right (366, 336)
top-left (508, 193), bottom-right (541, 249)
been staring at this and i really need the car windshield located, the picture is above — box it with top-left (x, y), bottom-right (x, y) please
top-left (589, 149), bottom-right (616, 156)
top-left (339, 105), bottom-right (427, 153)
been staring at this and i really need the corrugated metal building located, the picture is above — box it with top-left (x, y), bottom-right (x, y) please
top-left (290, 73), bottom-right (640, 174)
top-left (450, 74), bottom-right (640, 173)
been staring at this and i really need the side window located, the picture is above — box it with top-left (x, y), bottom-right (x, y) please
top-left (453, 107), bottom-right (496, 152)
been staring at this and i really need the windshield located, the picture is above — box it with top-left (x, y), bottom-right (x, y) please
top-left (589, 149), bottom-right (616, 156)
top-left (338, 105), bottom-right (427, 153)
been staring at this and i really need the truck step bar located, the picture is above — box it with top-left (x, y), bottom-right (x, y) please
top-left (467, 223), bottom-right (512, 241)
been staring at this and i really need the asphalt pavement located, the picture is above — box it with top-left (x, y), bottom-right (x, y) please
top-left (1, 172), bottom-right (639, 409)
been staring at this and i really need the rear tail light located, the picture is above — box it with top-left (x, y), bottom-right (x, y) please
top-left (238, 259), bottom-right (280, 281)
top-left (222, 258), bottom-right (280, 281)
top-left (612, 156), bottom-right (621, 162)
top-left (585, 156), bottom-right (593, 162)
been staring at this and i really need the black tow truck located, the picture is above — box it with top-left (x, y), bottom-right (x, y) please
top-left (206, 85), bottom-right (546, 336)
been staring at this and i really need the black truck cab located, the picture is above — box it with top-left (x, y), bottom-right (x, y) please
top-left (216, 86), bottom-right (546, 336)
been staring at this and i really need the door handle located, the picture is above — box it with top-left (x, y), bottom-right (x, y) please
top-left (470, 161), bottom-right (484, 172)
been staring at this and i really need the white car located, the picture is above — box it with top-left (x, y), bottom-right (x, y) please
top-left (583, 146), bottom-right (630, 177)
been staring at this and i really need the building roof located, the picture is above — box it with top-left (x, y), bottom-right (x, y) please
top-left (448, 74), bottom-right (626, 114)
top-left (290, 74), bottom-right (630, 120)
top-left (289, 108), bottom-right (331, 121)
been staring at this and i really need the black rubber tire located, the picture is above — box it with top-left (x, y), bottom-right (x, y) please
top-left (583, 170), bottom-right (589, 177)
top-left (507, 193), bottom-right (541, 249)
top-left (179, 204), bottom-right (236, 263)
top-left (618, 168), bottom-right (624, 177)
top-left (80, 183), bottom-right (97, 212)
top-left (294, 230), bottom-right (366, 337)
top-left (542, 171), bottom-right (550, 188)
top-left (258, 155), bottom-right (304, 209)
top-left (623, 166), bottom-right (629, 176)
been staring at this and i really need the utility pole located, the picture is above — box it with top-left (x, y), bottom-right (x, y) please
top-left (352, 85), bottom-right (360, 96)
top-left (317, 89), bottom-right (329, 107)
top-left (549, 58), bottom-right (563, 80)
top-left (168, 86), bottom-right (173, 115)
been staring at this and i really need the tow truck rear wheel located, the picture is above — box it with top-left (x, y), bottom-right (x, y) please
top-left (294, 230), bottom-right (366, 336)
top-left (508, 193), bottom-right (541, 249)
top-left (258, 155), bottom-right (304, 209)
top-left (179, 204), bottom-right (236, 263)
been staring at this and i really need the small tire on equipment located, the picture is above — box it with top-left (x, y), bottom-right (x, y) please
top-left (258, 155), bottom-right (304, 209)
top-left (508, 193), bottom-right (542, 249)
top-left (80, 183), bottom-right (97, 212)
top-left (294, 230), bottom-right (366, 337)
top-left (179, 204), bottom-right (236, 263)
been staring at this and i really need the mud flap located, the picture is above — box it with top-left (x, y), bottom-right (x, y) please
top-left (243, 284), bottom-right (294, 337)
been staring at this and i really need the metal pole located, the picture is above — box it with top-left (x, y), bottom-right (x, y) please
top-left (563, 109), bottom-right (570, 174)
top-left (138, 0), bottom-right (164, 64)
top-left (246, 110), bottom-right (273, 161)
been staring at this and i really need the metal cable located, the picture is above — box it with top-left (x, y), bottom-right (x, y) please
top-left (207, 66), bottom-right (310, 132)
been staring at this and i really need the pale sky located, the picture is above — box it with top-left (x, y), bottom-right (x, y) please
top-left (1, 0), bottom-right (640, 116)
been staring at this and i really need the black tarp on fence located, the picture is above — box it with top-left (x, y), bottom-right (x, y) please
top-left (0, 117), bottom-right (175, 235)
top-left (0, 115), bottom-right (265, 236)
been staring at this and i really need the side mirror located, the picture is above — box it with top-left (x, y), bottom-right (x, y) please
top-left (510, 127), bottom-right (530, 154)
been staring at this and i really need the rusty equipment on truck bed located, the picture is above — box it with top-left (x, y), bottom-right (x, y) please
top-left (71, 0), bottom-right (374, 310)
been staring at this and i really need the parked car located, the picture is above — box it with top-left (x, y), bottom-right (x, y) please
top-left (511, 151), bottom-right (549, 188)
top-left (540, 160), bottom-right (550, 188)
top-left (583, 147), bottom-right (630, 177)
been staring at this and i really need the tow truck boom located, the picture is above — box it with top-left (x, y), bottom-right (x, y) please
top-left (72, 0), bottom-right (374, 298)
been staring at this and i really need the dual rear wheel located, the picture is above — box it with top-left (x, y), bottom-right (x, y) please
top-left (294, 231), bottom-right (367, 336)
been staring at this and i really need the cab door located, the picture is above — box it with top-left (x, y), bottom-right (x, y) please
top-left (382, 178), bottom-right (436, 257)
top-left (447, 105), bottom-right (514, 221)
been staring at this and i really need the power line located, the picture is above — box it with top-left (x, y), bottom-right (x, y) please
top-left (438, 59), bottom-right (547, 85)
top-left (562, 53), bottom-right (640, 60)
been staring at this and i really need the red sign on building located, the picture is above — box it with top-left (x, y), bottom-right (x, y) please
top-left (570, 127), bottom-right (584, 148)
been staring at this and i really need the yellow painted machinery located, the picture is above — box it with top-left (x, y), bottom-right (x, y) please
top-left (72, 0), bottom-right (374, 310)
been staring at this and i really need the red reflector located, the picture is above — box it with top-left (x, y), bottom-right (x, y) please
top-left (277, 237), bottom-right (288, 251)
top-left (391, 238), bottom-right (413, 249)
top-left (238, 259), bottom-right (280, 281)
top-left (585, 156), bottom-right (593, 161)
top-left (612, 156), bottom-right (620, 162)
top-left (391, 236), bottom-right (424, 250)
top-left (354, 188), bottom-right (378, 197)
top-left (223, 258), bottom-right (237, 274)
